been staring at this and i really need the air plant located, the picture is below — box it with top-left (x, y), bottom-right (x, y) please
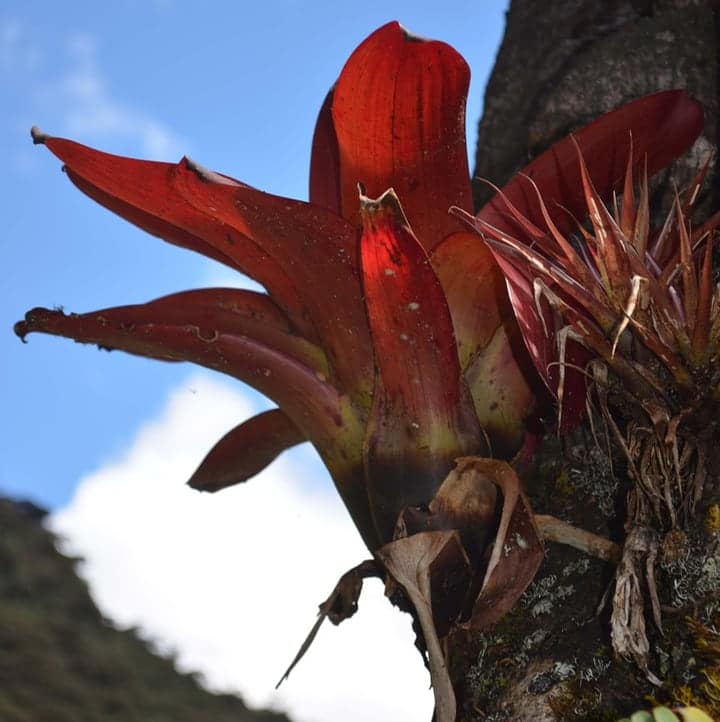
top-left (457, 106), bottom-right (718, 679)
top-left (14, 18), bottom-right (708, 720)
top-left (458, 140), bottom-right (719, 520)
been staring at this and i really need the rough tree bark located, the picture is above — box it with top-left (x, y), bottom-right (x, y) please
top-left (473, 0), bottom-right (718, 212)
top-left (444, 2), bottom-right (720, 720)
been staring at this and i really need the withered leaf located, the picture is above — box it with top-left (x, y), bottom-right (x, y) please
top-left (454, 457), bottom-right (544, 630)
top-left (377, 531), bottom-right (470, 722)
top-left (610, 525), bottom-right (662, 685)
top-left (276, 559), bottom-right (380, 688)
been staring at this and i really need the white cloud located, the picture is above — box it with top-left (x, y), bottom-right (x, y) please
top-left (50, 32), bottom-right (184, 158)
top-left (4, 21), bottom-right (183, 159)
top-left (49, 372), bottom-right (433, 722)
top-left (0, 18), bottom-right (41, 74)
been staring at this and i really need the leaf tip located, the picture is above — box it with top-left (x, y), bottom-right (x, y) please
top-left (397, 22), bottom-right (422, 42)
top-left (15, 307), bottom-right (53, 339)
top-left (185, 475), bottom-right (215, 493)
top-left (358, 186), bottom-right (410, 229)
top-left (13, 320), bottom-right (28, 342)
top-left (30, 126), bottom-right (49, 145)
top-left (182, 155), bottom-right (210, 180)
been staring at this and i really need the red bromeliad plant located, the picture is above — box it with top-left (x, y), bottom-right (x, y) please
top-left (15, 19), bottom-right (708, 719)
top-left (18, 23), bottom-right (541, 557)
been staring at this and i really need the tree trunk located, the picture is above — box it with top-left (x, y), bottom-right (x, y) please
top-left (445, 2), bottom-right (720, 720)
top-left (472, 0), bottom-right (718, 213)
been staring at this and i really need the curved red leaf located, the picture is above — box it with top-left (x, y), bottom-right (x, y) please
top-left (34, 133), bottom-right (311, 336)
top-left (309, 89), bottom-right (342, 214)
top-left (15, 300), bottom-right (344, 450)
top-left (188, 409), bottom-right (305, 492)
top-left (479, 90), bottom-right (704, 238)
top-left (359, 189), bottom-right (485, 542)
top-left (172, 160), bottom-right (373, 399)
top-left (44, 287), bottom-right (329, 372)
top-left (98, 286), bottom-right (295, 334)
top-left (333, 22), bottom-right (472, 250)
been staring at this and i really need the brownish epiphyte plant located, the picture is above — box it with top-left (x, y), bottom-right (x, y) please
top-left (457, 110), bottom-right (719, 679)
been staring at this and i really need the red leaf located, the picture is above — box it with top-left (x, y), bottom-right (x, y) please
top-left (188, 409), bottom-right (304, 492)
top-left (15, 290), bottom-right (383, 545)
top-left (359, 189), bottom-right (484, 541)
top-left (172, 160), bottom-right (373, 399)
top-left (15, 299), bottom-right (346, 452)
top-left (35, 133), bottom-right (311, 337)
top-left (431, 231), bottom-right (536, 453)
top-left (332, 22), bottom-right (472, 250)
top-left (62, 287), bottom-right (329, 371)
top-left (95, 286), bottom-right (295, 334)
top-left (479, 90), bottom-right (703, 239)
top-left (692, 231), bottom-right (715, 359)
top-left (430, 232), bottom-right (506, 368)
top-left (309, 89), bottom-right (342, 214)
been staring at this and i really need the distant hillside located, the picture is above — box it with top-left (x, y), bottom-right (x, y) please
top-left (0, 498), bottom-right (290, 722)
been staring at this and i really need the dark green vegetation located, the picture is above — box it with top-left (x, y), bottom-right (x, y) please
top-left (0, 498), bottom-right (290, 722)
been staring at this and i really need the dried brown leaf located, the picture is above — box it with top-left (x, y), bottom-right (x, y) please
top-left (276, 559), bottom-right (380, 688)
top-left (610, 525), bottom-right (662, 685)
top-left (377, 531), bottom-right (468, 722)
top-left (453, 458), bottom-right (544, 630)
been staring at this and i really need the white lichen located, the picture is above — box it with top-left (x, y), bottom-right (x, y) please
top-left (531, 599), bottom-right (554, 618)
top-left (552, 660), bottom-right (576, 680)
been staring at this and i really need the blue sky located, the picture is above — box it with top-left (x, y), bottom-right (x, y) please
top-left (2, 3), bottom-right (508, 720)
top-left (3, 0), bottom-right (507, 509)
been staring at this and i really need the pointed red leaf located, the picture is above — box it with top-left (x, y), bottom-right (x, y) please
top-left (619, 139), bottom-right (637, 241)
top-left (188, 409), bottom-right (305, 492)
top-left (479, 90), bottom-right (703, 238)
top-left (333, 22), bottom-right (472, 250)
top-left (34, 132), bottom-right (311, 336)
top-left (359, 189), bottom-right (485, 541)
top-left (574, 140), bottom-right (633, 301)
top-left (51, 287), bottom-right (329, 372)
top-left (309, 89), bottom-right (342, 214)
top-left (15, 299), bottom-right (346, 451)
top-left (172, 160), bottom-right (373, 399)
top-left (94, 286), bottom-right (294, 334)
top-left (691, 232), bottom-right (715, 359)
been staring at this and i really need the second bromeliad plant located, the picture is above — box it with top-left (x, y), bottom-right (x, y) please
top-left (15, 21), bottom-right (719, 721)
